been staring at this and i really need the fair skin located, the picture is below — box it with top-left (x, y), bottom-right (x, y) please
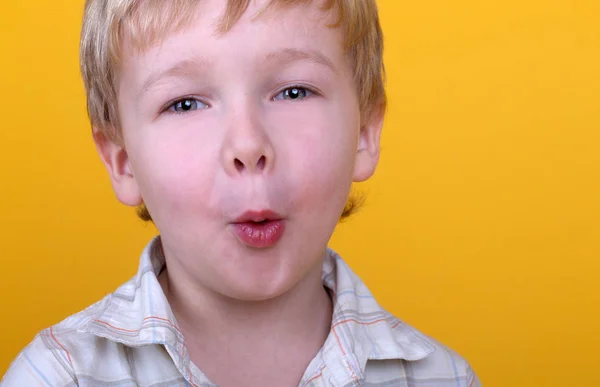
top-left (94, 1), bottom-right (383, 386)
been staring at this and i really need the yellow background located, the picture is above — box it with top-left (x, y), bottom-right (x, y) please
top-left (1, 1), bottom-right (599, 385)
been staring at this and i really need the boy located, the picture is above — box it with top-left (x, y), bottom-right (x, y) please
top-left (2, 0), bottom-right (481, 386)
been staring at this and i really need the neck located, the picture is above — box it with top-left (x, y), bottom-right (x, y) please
top-left (158, 253), bottom-right (333, 356)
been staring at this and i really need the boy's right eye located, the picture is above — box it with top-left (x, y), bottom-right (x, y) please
top-left (167, 98), bottom-right (207, 113)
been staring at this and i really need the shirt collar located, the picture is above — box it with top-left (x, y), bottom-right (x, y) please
top-left (317, 249), bottom-right (435, 385)
top-left (80, 237), bottom-right (182, 347)
top-left (80, 236), bottom-right (435, 385)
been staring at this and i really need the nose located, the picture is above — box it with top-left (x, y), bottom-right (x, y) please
top-left (221, 103), bottom-right (275, 176)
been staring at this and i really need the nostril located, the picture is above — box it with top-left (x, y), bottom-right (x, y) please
top-left (234, 158), bottom-right (244, 171)
top-left (257, 155), bottom-right (266, 170)
top-left (233, 156), bottom-right (266, 173)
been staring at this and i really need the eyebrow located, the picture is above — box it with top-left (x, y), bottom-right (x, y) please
top-left (139, 48), bottom-right (337, 95)
top-left (141, 57), bottom-right (210, 94)
top-left (264, 48), bottom-right (338, 74)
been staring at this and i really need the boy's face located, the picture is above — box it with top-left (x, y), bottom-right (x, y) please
top-left (97, 0), bottom-right (383, 300)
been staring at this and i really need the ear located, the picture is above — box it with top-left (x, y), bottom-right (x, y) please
top-left (353, 104), bottom-right (385, 182)
top-left (93, 128), bottom-right (143, 207)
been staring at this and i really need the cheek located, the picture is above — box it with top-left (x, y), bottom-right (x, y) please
top-left (128, 124), bottom-right (221, 217)
top-left (276, 103), bottom-right (360, 210)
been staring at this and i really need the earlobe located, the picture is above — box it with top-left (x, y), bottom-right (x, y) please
top-left (93, 127), bottom-right (143, 207)
top-left (353, 104), bottom-right (385, 182)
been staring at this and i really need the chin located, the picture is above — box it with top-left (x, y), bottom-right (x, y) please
top-left (216, 273), bottom-right (298, 302)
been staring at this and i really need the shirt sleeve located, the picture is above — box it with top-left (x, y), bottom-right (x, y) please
top-left (1, 334), bottom-right (77, 387)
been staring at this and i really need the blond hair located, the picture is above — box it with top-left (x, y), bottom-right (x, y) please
top-left (80, 0), bottom-right (385, 221)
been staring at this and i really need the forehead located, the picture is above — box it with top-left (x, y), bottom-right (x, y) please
top-left (120, 0), bottom-right (343, 60)
top-left (119, 0), bottom-right (347, 90)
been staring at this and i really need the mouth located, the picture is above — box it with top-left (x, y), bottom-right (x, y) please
top-left (232, 210), bottom-right (284, 224)
top-left (230, 210), bottom-right (286, 248)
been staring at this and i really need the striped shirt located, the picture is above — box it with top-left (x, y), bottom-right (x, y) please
top-left (2, 237), bottom-right (481, 386)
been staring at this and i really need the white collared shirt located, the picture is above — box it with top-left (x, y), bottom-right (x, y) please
top-left (2, 237), bottom-right (481, 386)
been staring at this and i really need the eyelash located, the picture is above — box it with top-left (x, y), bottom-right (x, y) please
top-left (272, 85), bottom-right (315, 101)
top-left (162, 85), bottom-right (316, 115)
top-left (164, 96), bottom-right (208, 115)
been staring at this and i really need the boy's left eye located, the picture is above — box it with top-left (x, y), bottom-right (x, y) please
top-left (273, 86), bottom-right (312, 101)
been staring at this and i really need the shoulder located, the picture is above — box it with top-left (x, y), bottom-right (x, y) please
top-left (1, 331), bottom-right (77, 386)
top-left (365, 316), bottom-right (481, 387)
top-left (404, 333), bottom-right (481, 387)
top-left (1, 296), bottom-right (111, 387)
